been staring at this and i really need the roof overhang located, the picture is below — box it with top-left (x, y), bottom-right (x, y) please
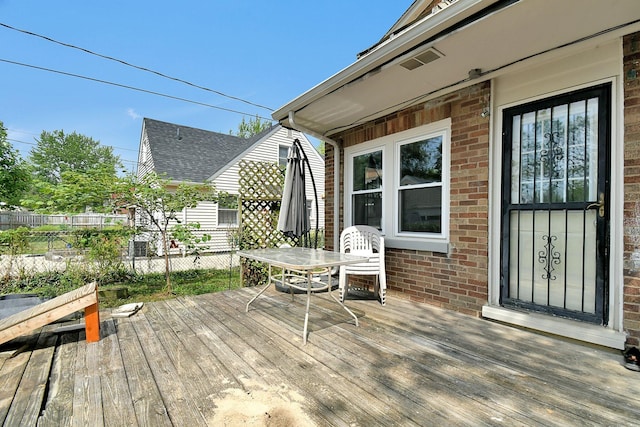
top-left (273, 0), bottom-right (640, 137)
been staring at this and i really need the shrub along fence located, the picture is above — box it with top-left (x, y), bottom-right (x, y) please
top-left (0, 228), bottom-right (238, 286)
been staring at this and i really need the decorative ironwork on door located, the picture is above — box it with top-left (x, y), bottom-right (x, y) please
top-left (538, 234), bottom-right (561, 281)
top-left (501, 84), bottom-right (610, 324)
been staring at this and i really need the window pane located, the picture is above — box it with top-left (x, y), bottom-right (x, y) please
top-left (278, 145), bottom-right (289, 167)
top-left (352, 192), bottom-right (382, 229)
top-left (219, 209), bottom-right (238, 225)
top-left (399, 136), bottom-right (442, 186)
top-left (218, 197), bottom-right (238, 225)
top-left (511, 99), bottom-right (599, 205)
top-left (353, 151), bottom-right (382, 191)
top-left (307, 199), bottom-right (313, 220)
top-left (400, 186), bottom-right (441, 233)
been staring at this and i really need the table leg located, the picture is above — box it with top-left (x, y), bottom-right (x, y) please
top-left (302, 270), bottom-right (312, 345)
top-left (327, 273), bottom-right (359, 327)
top-left (246, 263), bottom-right (273, 312)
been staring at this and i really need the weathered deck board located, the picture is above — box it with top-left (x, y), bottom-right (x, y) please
top-left (0, 285), bottom-right (638, 426)
top-left (142, 301), bottom-right (222, 422)
top-left (37, 331), bottom-right (79, 427)
top-left (98, 319), bottom-right (138, 427)
top-left (165, 297), bottom-right (337, 426)
top-left (234, 289), bottom-right (544, 425)
top-left (348, 296), bottom-right (640, 423)
top-left (199, 292), bottom-right (362, 426)
top-left (0, 335), bottom-right (33, 424)
top-left (128, 313), bottom-right (208, 427)
top-left (72, 329), bottom-right (103, 427)
top-left (115, 316), bottom-right (172, 427)
top-left (228, 291), bottom-right (445, 426)
top-left (3, 329), bottom-right (56, 426)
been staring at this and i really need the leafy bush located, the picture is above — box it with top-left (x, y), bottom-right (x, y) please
top-left (0, 266), bottom-right (137, 299)
top-left (0, 227), bottom-right (31, 256)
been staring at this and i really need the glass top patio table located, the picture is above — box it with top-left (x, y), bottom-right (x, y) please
top-left (238, 247), bottom-right (367, 344)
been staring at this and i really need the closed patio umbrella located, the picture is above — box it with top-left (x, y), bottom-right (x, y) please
top-left (278, 140), bottom-right (310, 241)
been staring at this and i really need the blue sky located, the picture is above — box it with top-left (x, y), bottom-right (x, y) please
top-left (1, 1), bottom-right (411, 173)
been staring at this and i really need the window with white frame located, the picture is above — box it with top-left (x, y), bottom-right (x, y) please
top-left (217, 199), bottom-right (238, 226)
top-left (397, 135), bottom-right (444, 234)
top-left (345, 119), bottom-right (450, 252)
top-left (278, 144), bottom-right (289, 168)
top-left (350, 149), bottom-right (383, 229)
top-left (307, 198), bottom-right (314, 224)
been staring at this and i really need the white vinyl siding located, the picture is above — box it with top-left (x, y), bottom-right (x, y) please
top-left (213, 127), bottom-right (325, 230)
top-left (138, 126), bottom-right (325, 254)
top-left (136, 137), bottom-right (154, 179)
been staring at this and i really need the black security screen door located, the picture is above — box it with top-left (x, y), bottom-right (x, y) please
top-left (501, 83), bottom-right (611, 324)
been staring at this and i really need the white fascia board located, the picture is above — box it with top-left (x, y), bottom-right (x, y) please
top-left (272, 0), bottom-right (497, 123)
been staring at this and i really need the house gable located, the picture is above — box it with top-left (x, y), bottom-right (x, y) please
top-left (363, 0), bottom-right (459, 58)
top-left (140, 118), bottom-right (274, 183)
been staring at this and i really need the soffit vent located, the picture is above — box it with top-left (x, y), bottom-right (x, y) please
top-left (399, 48), bottom-right (442, 71)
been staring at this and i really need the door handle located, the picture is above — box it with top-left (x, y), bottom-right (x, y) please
top-left (587, 192), bottom-right (605, 218)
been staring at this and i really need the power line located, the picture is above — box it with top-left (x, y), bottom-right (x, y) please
top-left (0, 58), bottom-right (274, 122)
top-left (0, 22), bottom-right (275, 112)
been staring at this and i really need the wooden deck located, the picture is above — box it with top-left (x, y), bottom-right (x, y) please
top-left (1, 285), bottom-right (639, 426)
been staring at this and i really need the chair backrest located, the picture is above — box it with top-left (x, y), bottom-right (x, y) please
top-left (340, 225), bottom-right (384, 275)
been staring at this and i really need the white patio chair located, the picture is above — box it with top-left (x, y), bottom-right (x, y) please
top-left (339, 225), bottom-right (386, 305)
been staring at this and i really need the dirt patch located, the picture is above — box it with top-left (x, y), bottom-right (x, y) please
top-left (209, 383), bottom-right (316, 427)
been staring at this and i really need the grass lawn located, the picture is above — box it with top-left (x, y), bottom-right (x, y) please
top-left (0, 267), bottom-right (244, 309)
top-left (99, 267), bottom-right (243, 308)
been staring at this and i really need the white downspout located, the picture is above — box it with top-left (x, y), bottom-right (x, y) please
top-left (288, 111), bottom-right (342, 250)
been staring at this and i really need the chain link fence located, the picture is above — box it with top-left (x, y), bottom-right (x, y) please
top-left (0, 230), bottom-right (240, 279)
top-left (0, 212), bottom-right (127, 231)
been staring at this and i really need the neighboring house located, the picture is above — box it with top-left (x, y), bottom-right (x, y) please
top-left (136, 117), bottom-right (324, 254)
top-left (272, 0), bottom-right (640, 350)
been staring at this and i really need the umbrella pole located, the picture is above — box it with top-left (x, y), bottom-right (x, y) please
top-left (294, 139), bottom-right (319, 249)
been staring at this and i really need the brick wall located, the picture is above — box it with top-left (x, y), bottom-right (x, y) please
top-left (322, 33), bottom-right (640, 344)
top-left (327, 82), bottom-right (491, 317)
top-left (623, 32), bottom-right (640, 347)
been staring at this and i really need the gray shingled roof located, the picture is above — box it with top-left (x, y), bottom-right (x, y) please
top-left (143, 118), bottom-right (277, 182)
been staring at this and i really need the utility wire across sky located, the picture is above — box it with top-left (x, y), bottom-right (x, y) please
top-left (0, 58), bottom-right (274, 123)
top-left (0, 22), bottom-right (275, 112)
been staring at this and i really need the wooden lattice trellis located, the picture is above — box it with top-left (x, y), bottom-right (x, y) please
top-left (238, 159), bottom-right (309, 249)
top-left (238, 159), bottom-right (298, 285)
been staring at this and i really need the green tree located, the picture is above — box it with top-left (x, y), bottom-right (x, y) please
top-left (0, 122), bottom-right (31, 207)
top-left (113, 172), bottom-right (216, 294)
top-left (230, 115), bottom-right (273, 138)
top-left (23, 130), bottom-right (122, 212)
top-left (29, 130), bottom-right (120, 185)
top-left (23, 166), bottom-right (120, 213)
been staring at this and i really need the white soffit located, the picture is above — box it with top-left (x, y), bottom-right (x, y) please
top-left (276, 0), bottom-right (640, 137)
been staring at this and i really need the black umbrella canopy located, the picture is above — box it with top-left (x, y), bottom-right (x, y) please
top-left (277, 140), bottom-right (309, 240)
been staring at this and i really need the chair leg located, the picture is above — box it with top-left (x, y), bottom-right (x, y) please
top-left (379, 272), bottom-right (387, 306)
